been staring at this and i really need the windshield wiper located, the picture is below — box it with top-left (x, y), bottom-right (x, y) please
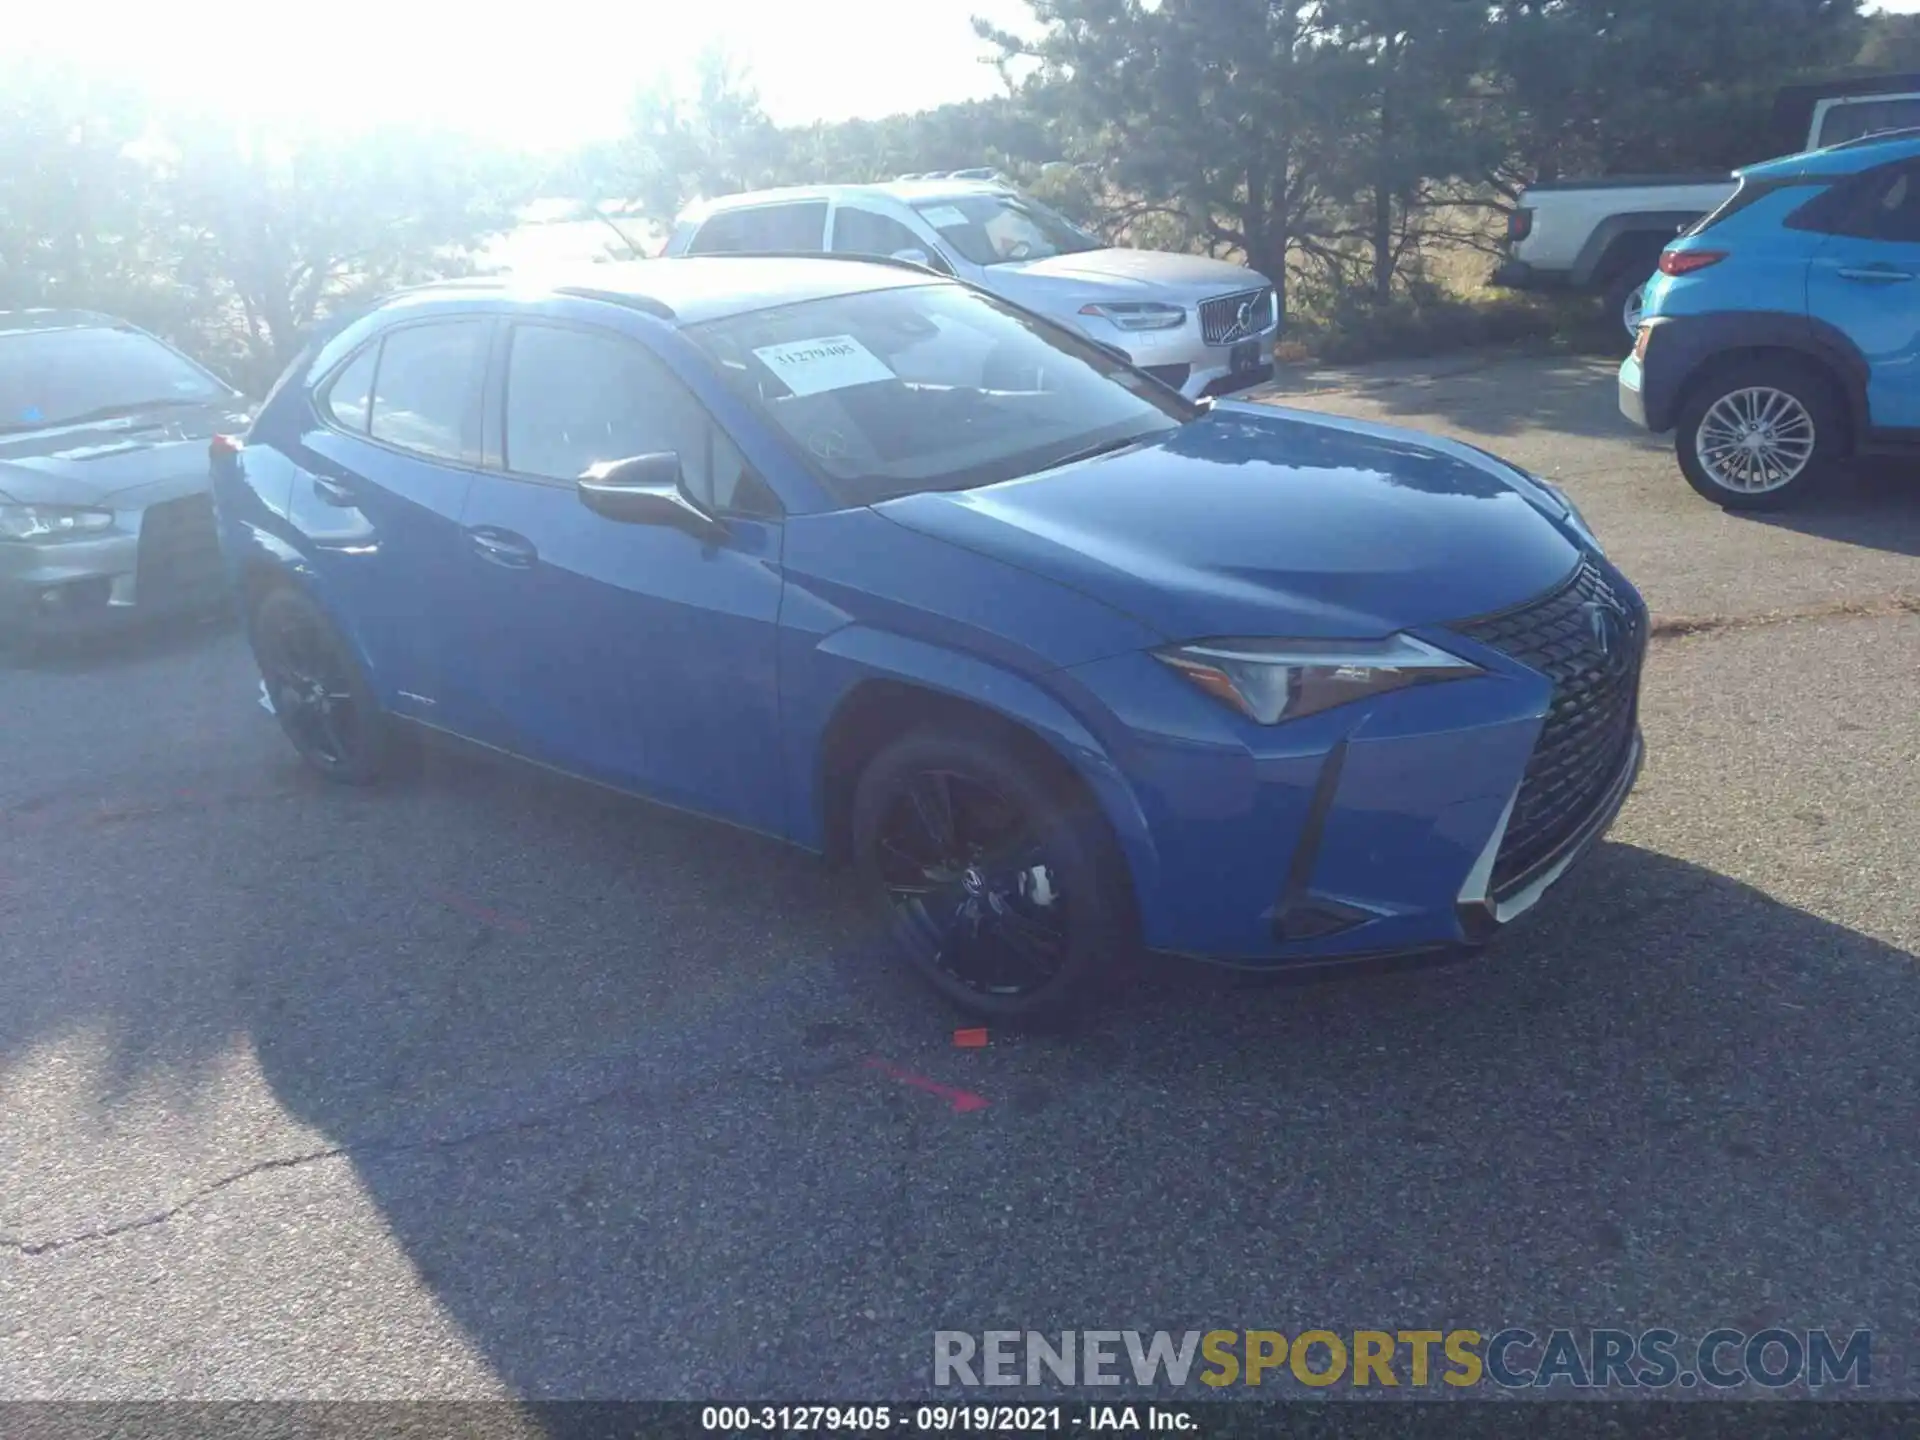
top-left (0, 396), bottom-right (220, 435)
top-left (1033, 433), bottom-right (1156, 474)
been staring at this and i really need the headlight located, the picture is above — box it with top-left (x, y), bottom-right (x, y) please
top-left (1156, 634), bottom-right (1482, 725)
top-left (1079, 301), bottom-right (1187, 332)
top-left (0, 504), bottom-right (116, 542)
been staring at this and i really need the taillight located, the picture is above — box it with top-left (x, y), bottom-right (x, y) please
top-left (1507, 207), bottom-right (1534, 244)
top-left (1659, 249), bottom-right (1727, 276)
top-left (210, 433), bottom-right (243, 479)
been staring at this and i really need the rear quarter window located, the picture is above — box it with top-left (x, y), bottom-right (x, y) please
top-left (322, 345), bottom-right (378, 433)
top-left (1690, 178), bottom-right (1821, 236)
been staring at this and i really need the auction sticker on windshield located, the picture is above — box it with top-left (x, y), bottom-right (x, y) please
top-left (752, 335), bottom-right (895, 396)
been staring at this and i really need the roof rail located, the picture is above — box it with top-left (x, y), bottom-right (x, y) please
top-left (548, 286), bottom-right (676, 320)
top-left (671, 249), bottom-right (947, 276)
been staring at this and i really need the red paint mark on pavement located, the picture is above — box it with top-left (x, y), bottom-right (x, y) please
top-left (429, 887), bottom-right (532, 935)
top-left (865, 1058), bottom-right (990, 1114)
top-left (953, 1028), bottom-right (989, 1048)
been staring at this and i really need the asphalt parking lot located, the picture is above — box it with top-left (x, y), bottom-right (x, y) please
top-left (3, 350), bottom-right (1918, 1401)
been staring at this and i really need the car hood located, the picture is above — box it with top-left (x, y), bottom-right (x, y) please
top-left (873, 403), bottom-right (1584, 642)
top-left (0, 402), bottom-right (249, 508)
top-left (988, 247), bottom-right (1270, 303)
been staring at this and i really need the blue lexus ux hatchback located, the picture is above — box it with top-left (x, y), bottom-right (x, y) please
top-left (211, 256), bottom-right (1647, 1021)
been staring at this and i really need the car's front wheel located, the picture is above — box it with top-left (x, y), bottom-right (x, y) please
top-left (851, 726), bottom-right (1133, 1024)
top-left (247, 586), bottom-right (399, 785)
top-left (1675, 358), bottom-right (1844, 511)
top-left (1606, 268), bottom-right (1654, 344)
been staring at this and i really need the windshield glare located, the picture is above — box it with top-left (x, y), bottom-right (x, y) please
top-left (0, 325), bottom-right (230, 431)
top-left (690, 284), bottom-right (1193, 506)
top-left (912, 193), bottom-right (1102, 267)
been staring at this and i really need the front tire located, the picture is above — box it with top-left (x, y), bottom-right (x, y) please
top-left (1604, 268), bottom-right (1653, 344)
top-left (1675, 358), bottom-right (1844, 511)
top-left (247, 586), bottom-right (399, 785)
top-left (850, 726), bottom-right (1134, 1024)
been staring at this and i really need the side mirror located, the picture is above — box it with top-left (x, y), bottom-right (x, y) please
top-left (578, 452), bottom-right (725, 538)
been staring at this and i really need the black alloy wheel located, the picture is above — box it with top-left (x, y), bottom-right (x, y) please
top-left (852, 727), bottom-right (1131, 1022)
top-left (248, 587), bottom-right (396, 785)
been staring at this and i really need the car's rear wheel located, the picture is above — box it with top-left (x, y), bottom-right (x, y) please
top-left (247, 586), bottom-right (398, 785)
top-left (1675, 358), bottom-right (1844, 511)
top-left (850, 726), bottom-right (1132, 1024)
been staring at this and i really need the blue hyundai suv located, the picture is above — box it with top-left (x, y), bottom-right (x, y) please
top-left (1621, 128), bottom-right (1920, 509)
top-left (213, 256), bottom-right (1646, 1021)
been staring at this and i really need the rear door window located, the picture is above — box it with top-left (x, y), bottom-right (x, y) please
top-left (367, 321), bottom-right (489, 462)
top-left (1799, 163), bottom-right (1920, 243)
top-left (687, 202), bottom-right (829, 254)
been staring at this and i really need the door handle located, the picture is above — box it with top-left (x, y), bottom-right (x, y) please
top-left (465, 527), bottom-right (537, 568)
top-left (312, 474), bottom-right (358, 506)
top-left (1837, 265), bottom-right (1915, 283)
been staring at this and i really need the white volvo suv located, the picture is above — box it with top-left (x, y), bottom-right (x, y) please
top-left (662, 181), bottom-right (1280, 401)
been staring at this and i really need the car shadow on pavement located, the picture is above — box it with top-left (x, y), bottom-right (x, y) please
top-left (231, 764), bottom-right (1920, 1399)
top-left (0, 606), bottom-right (237, 675)
top-left (1737, 458), bottom-right (1920, 560)
top-left (4, 733), bottom-right (1915, 1398)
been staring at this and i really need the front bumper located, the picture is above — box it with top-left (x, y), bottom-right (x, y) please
top-left (0, 490), bottom-right (227, 638)
top-left (1087, 314), bottom-right (1280, 401)
top-left (1618, 355), bottom-right (1650, 431)
top-left (1059, 556), bottom-right (1648, 968)
top-left (1456, 728), bottom-right (1642, 943)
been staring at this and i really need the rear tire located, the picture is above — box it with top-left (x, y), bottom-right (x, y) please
top-left (247, 586), bottom-right (399, 785)
top-left (850, 725), bottom-right (1134, 1025)
top-left (1675, 358), bottom-right (1844, 512)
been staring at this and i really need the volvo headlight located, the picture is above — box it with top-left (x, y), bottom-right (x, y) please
top-left (1156, 634), bottom-right (1482, 725)
top-left (1079, 301), bottom-right (1187, 332)
top-left (0, 504), bottom-right (115, 542)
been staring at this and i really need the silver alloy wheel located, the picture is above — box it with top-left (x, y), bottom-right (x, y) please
top-left (1622, 282), bottom-right (1648, 338)
top-left (1695, 386), bottom-right (1817, 494)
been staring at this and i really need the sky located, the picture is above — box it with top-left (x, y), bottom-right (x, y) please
top-left (14, 0), bottom-right (1037, 150)
top-left (14, 0), bottom-right (1920, 151)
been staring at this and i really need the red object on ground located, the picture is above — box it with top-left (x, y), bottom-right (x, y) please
top-left (864, 1058), bottom-right (990, 1114)
top-left (953, 1028), bottom-right (989, 1048)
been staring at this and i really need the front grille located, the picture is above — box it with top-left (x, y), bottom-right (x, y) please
top-left (1453, 559), bottom-right (1646, 894)
top-left (1140, 362), bottom-right (1191, 392)
top-left (137, 492), bottom-right (226, 608)
top-left (1199, 286), bottom-right (1274, 346)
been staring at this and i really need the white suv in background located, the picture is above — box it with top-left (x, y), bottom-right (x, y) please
top-left (663, 181), bottom-right (1280, 401)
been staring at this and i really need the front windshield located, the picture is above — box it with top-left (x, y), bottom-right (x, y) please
top-left (911, 193), bottom-right (1103, 266)
top-left (0, 325), bottom-right (231, 432)
top-left (689, 283), bottom-right (1194, 506)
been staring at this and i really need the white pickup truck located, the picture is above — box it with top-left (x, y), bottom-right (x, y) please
top-left (1493, 73), bottom-right (1920, 338)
